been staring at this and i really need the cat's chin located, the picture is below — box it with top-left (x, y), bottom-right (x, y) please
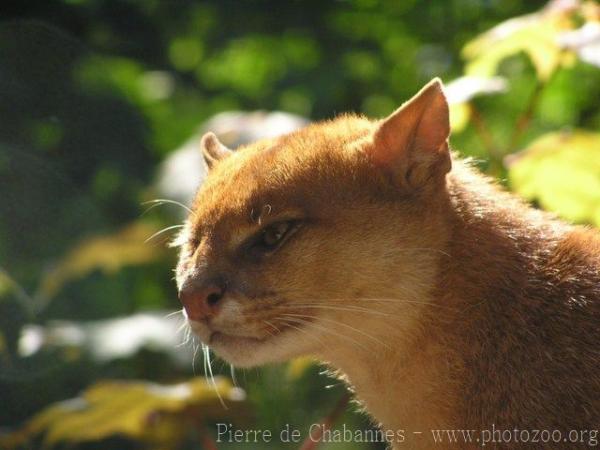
top-left (188, 322), bottom-right (309, 368)
top-left (211, 331), bottom-right (308, 368)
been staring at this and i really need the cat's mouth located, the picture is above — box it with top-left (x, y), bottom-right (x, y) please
top-left (186, 311), bottom-right (319, 366)
top-left (188, 321), bottom-right (281, 350)
top-left (191, 320), bottom-right (304, 354)
top-left (187, 318), bottom-right (315, 367)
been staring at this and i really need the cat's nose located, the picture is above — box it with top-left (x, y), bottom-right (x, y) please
top-left (178, 282), bottom-right (225, 322)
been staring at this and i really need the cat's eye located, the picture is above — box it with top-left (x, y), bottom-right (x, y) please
top-left (250, 220), bottom-right (298, 255)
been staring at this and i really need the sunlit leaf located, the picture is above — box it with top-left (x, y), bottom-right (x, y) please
top-left (558, 21), bottom-right (600, 67)
top-left (169, 37), bottom-right (204, 72)
top-left (445, 76), bottom-right (508, 104)
top-left (2, 377), bottom-right (246, 449)
top-left (17, 312), bottom-right (197, 364)
top-left (286, 356), bottom-right (316, 380)
top-left (449, 102), bottom-right (471, 133)
top-left (506, 130), bottom-right (600, 226)
top-left (37, 222), bottom-right (164, 301)
top-left (462, 1), bottom-right (578, 80)
top-left (445, 76), bottom-right (508, 132)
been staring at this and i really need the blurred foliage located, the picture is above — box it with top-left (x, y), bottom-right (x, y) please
top-left (1, 377), bottom-right (245, 449)
top-left (38, 221), bottom-right (165, 306)
top-left (463, 1), bottom-right (577, 80)
top-left (0, 0), bottom-right (599, 449)
top-left (507, 130), bottom-right (600, 225)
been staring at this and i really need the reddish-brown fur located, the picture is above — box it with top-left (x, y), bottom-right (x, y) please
top-left (176, 80), bottom-right (600, 449)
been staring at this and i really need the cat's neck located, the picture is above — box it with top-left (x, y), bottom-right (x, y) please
top-left (323, 323), bottom-right (462, 438)
top-left (319, 161), bottom-right (565, 444)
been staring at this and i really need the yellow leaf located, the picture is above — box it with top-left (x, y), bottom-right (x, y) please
top-left (462, 3), bottom-right (577, 80)
top-left (506, 130), bottom-right (600, 226)
top-left (37, 221), bottom-right (164, 301)
top-left (449, 102), bottom-right (471, 133)
top-left (286, 356), bottom-right (316, 380)
top-left (1, 377), bottom-right (246, 449)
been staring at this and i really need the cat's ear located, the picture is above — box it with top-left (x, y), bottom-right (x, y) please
top-left (200, 132), bottom-right (232, 169)
top-left (370, 78), bottom-right (451, 188)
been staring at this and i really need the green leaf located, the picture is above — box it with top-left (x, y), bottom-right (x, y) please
top-left (506, 130), bottom-right (600, 226)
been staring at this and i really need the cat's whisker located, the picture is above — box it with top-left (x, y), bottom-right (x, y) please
top-left (353, 297), bottom-right (458, 310)
top-left (191, 336), bottom-right (200, 375)
top-left (145, 224), bottom-right (185, 243)
top-left (200, 341), bottom-right (208, 381)
top-left (176, 324), bottom-right (189, 343)
top-left (263, 319), bottom-right (282, 336)
top-left (176, 323), bottom-right (193, 348)
top-left (395, 247), bottom-right (452, 258)
top-left (203, 343), bottom-right (227, 409)
top-left (274, 317), bottom-right (327, 349)
top-left (291, 296), bottom-right (456, 312)
top-left (230, 364), bottom-right (238, 387)
top-left (165, 308), bottom-right (185, 319)
top-left (175, 319), bottom-right (188, 334)
top-left (263, 318), bottom-right (317, 350)
top-left (278, 312), bottom-right (391, 350)
top-left (280, 315), bottom-right (371, 353)
top-left (174, 314), bottom-right (195, 349)
top-left (266, 316), bottom-right (330, 352)
top-left (274, 303), bottom-right (392, 318)
top-left (141, 198), bottom-right (194, 216)
top-left (176, 337), bottom-right (190, 348)
top-left (285, 316), bottom-right (370, 352)
top-left (141, 202), bottom-right (164, 216)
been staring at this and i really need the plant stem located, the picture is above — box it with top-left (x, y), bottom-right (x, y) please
top-left (199, 426), bottom-right (219, 450)
top-left (470, 104), bottom-right (502, 174)
top-left (298, 393), bottom-right (351, 450)
top-left (507, 79), bottom-right (545, 153)
top-left (0, 266), bottom-right (36, 317)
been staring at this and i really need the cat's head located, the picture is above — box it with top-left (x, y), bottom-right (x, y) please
top-left (174, 79), bottom-right (452, 367)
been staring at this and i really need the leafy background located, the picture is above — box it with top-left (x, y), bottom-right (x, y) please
top-left (0, 0), bottom-right (599, 449)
